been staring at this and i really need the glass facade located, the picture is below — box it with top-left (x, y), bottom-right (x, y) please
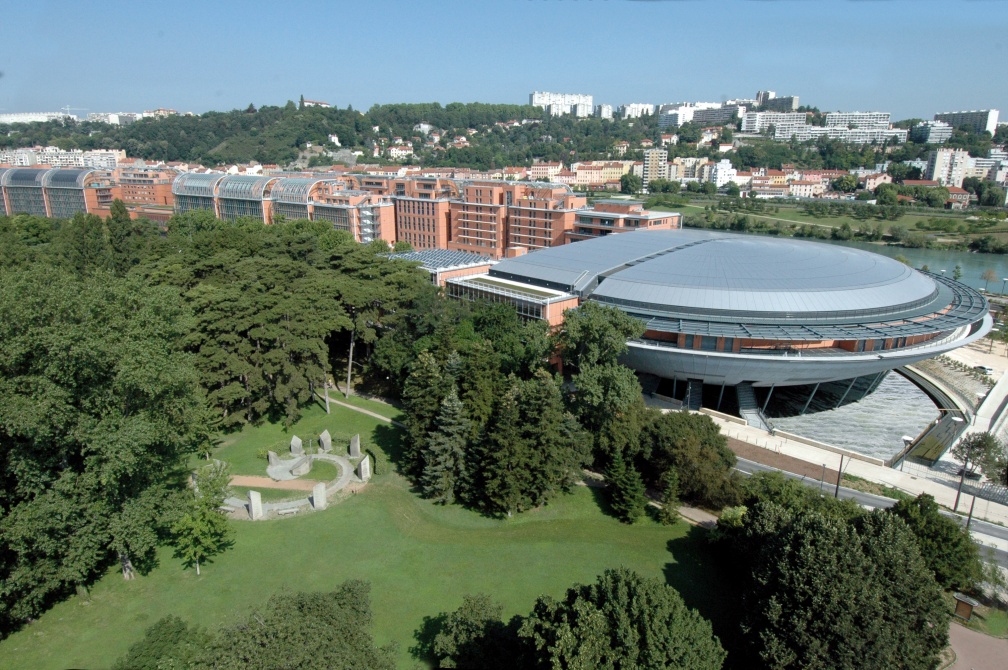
top-left (5, 187), bottom-right (48, 216)
top-left (46, 188), bottom-right (87, 219)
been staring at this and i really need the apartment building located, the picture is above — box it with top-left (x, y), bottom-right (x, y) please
top-left (567, 200), bottom-right (680, 243)
top-left (448, 181), bottom-right (510, 257)
top-left (619, 103), bottom-right (655, 119)
top-left (909, 121), bottom-right (953, 144)
top-left (926, 148), bottom-right (971, 188)
top-left (506, 184), bottom-right (586, 251)
top-left (642, 149), bottom-right (668, 187)
top-left (934, 109), bottom-right (999, 135)
top-left (529, 91), bottom-right (594, 117)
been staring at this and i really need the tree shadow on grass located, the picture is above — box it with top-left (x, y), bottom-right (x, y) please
top-left (585, 482), bottom-right (617, 519)
top-left (409, 612), bottom-right (447, 664)
top-left (664, 528), bottom-right (747, 669)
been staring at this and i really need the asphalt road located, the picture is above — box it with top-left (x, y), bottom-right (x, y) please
top-left (736, 457), bottom-right (1008, 569)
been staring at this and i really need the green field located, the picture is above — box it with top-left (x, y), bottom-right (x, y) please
top-left (0, 400), bottom-right (733, 670)
top-left (666, 201), bottom-right (964, 233)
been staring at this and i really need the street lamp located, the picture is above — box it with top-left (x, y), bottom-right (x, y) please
top-left (951, 416), bottom-right (966, 511)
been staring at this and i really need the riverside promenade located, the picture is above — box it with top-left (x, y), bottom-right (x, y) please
top-left (698, 339), bottom-right (1008, 528)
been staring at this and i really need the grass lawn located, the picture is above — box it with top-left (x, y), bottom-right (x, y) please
top-left (329, 392), bottom-right (406, 423)
top-left (0, 399), bottom-right (738, 669)
top-left (659, 201), bottom-right (964, 235)
top-left (0, 479), bottom-right (734, 670)
top-left (228, 485), bottom-right (309, 503)
top-left (213, 402), bottom-right (397, 477)
top-left (945, 592), bottom-right (1008, 638)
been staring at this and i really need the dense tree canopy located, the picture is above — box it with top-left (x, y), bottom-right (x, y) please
top-left (0, 264), bottom-right (209, 632)
top-left (115, 582), bottom-right (395, 670)
top-left (721, 487), bottom-right (949, 670)
top-left (520, 568), bottom-right (726, 670)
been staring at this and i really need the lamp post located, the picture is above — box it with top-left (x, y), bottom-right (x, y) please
top-left (951, 416), bottom-right (966, 511)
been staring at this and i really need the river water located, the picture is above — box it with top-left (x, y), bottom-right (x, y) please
top-left (819, 239), bottom-right (1008, 295)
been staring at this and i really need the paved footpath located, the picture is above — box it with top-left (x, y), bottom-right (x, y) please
top-left (710, 414), bottom-right (1008, 527)
top-left (229, 475), bottom-right (319, 491)
top-left (949, 621), bottom-right (1008, 669)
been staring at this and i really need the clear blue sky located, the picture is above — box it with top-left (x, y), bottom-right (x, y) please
top-left (2, 0), bottom-right (1006, 121)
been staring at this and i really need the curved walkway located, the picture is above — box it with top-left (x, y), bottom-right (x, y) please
top-left (227, 452), bottom-right (366, 519)
top-left (230, 475), bottom-right (318, 491)
top-left (949, 622), bottom-right (1008, 669)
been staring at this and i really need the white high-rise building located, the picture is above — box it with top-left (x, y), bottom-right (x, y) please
top-left (529, 91), bottom-right (594, 117)
top-left (619, 103), bottom-right (655, 119)
top-left (934, 109), bottom-right (999, 135)
top-left (825, 112), bottom-right (892, 128)
top-left (710, 159), bottom-right (738, 188)
top-left (595, 104), bottom-right (613, 120)
top-left (0, 112), bottom-right (74, 124)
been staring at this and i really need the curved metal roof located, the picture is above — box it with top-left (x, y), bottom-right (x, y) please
top-left (489, 229), bottom-right (988, 334)
top-left (42, 168), bottom-right (95, 188)
top-left (172, 172), bottom-right (225, 198)
top-left (217, 175), bottom-right (277, 201)
top-left (590, 233), bottom-right (936, 318)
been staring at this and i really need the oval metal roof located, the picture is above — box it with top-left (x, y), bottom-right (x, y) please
top-left (490, 229), bottom-right (944, 323)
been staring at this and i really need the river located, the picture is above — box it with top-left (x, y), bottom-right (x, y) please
top-left (819, 238), bottom-right (1008, 295)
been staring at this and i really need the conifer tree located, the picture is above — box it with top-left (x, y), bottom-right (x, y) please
top-left (607, 451), bottom-right (646, 523)
top-left (421, 389), bottom-right (470, 504)
top-left (482, 383), bottom-right (533, 517)
top-left (657, 468), bottom-right (681, 526)
top-left (401, 351), bottom-right (450, 475)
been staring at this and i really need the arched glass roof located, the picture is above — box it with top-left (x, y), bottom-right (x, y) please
top-left (42, 168), bottom-right (95, 188)
top-left (2, 168), bottom-right (49, 188)
top-left (271, 177), bottom-right (333, 204)
top-left (217, 175), bottom-right (277, 200)
top-left (172, 172), bottom-right (225, 198)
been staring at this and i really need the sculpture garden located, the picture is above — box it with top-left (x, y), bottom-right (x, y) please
top-left (0, 398), bottom-right (727, 670)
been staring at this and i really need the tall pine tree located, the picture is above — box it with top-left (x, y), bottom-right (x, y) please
top-left (607, 451), bottom-right (646, 524)
top-left (482, 382), bottom-right (533, 517)
top-left (421, 389), bottom-right (470, 504)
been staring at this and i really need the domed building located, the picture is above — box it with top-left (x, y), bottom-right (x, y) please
top-left (447, 229), bottom-right (991, 416)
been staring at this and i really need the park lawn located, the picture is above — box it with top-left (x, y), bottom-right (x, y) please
top-left (945, 593), bottom-right (1008, 639)
top-left (661, 201), bottom-right (963, 235)
top-left (0, 476), bottom-right (735, 670)
top-left (331, 392), bottom-right (406, 422)
top-left (213, 402), bottom-right (397, 477)
top-left (228, 485), bottom-right (311, 503)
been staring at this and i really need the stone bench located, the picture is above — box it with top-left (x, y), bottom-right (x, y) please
top-left (277, 508), bottom-right (299, 516)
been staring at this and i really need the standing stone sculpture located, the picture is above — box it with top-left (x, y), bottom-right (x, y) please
top-left (290, 457), bottom-right (311, 477)
top-left (319, 429), bottom-right (332, 453)
top-left (267, 450), bottom-right (279, 466)
top-left (357, 455), bottom-right (372, 482)
top-left (349, 434), bottom-right (361, 459)
top-left (290, 435), bottom-right (304, 456)
top-left (248, 490), bottom-right (264, 520)
top-left (312, 482), bottom-right (327, 510)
